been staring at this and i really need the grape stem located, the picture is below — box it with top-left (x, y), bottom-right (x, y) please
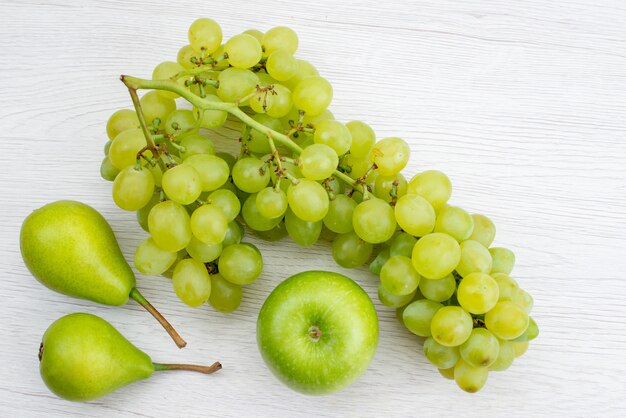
top-left (124, 82), bottom-right (167, 172)
top-left (120, 75), bottom-right (358, 188)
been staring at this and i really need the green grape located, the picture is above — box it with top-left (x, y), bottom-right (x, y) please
top-left (179, 134), bottom-right (215, 160)
top-left (209, 273), bottom-right (243, 313)
top-left (244, 114), bottom-right (283, 154)
top-left (217, 68), bottom-right (259, 102)
top-left (104, 140), bottom-right (112, 156)
top-left (374, 173), bottom-right (407, 203)
top-left (161, 164), bottom-right (202, 205)
top-left (469, 214), bottom-right (496, 248)
top-left (266, 50), bottom-right (297, 81)
top-left (100, 156), bottom-right (120, 181)
top-left (163, 109), bottom-right (198, 136)
top-left (369, 248), bottom-right (390, 275)
top-left (298, 144), bottom-right (338, 180)
top-left (224, 33), bottom-right (262, 68)
top-left (185, 236), bottom-right (222, 263)
top-left (285, 208), bottom-right (322, 246)
top-left (407, 170), bottom-right (452, 210)
top-left (256, 187), bottom-right (288, 218)
top-left (313, 120), bottom-right (352, 156)
top-left (434, 205), bottom-right (474, 242)
top-left (346, 120), bottom-right (376, 159)
top-left (292, 76), bottom-right (333, 116)
top-left (489, 339), bottom-right (515, 371)
top-left (419, 274), bottom-right (456, 302)
top-left (254, 221), bottom-right (289, 242)
top-left (456, 240), bottom-right (492, 277)
top-left (388, 234), bottom-right (416, 259)
top-left (194, 95), bottom-right (228, 128)
top-left (513, 288), bottom-right (534, 313)
top-left (243, 29), bottom-right (263, 42)
top-left (423, 337), bottom-right (461, 369)
top-left (109, 128), bottom-right (148, 170)
top-left (454, 359), bottom-right (488, 393)
top-left (379, 284), bottom-right (417, 309)
top-left (172, 258), bottom-right (212, 307)
top-left (249, 84), bottom-right (293, 118)
top-left (394, 194), bottom-right (436, 237)
top-left (459, 328), bottom-right (500, 368)
top-left (134, 237), bottom-right (178, 275)
top-left (489, 247), bottom-right (516, 275)
top-left (323, 194), bottom-right (356, 234)
top-left (242, 193), bottom-right (283, 231)
top-left (411, 233), bottom-right (461, 279)
top-left (184, 154), bottom-right (230, 191)
top-left (352, 197), bottom-right (397, 244)
top-left (223, 220), bottom-right (244, 247)
top-left (402, 299), bottom-right (443, 336)
top-left (262, 26), bottom-right (298, 54)
top-left (152, 61), bottom-right (186, 99)
top-left (331, 231), bottom-right (373, 268)
top-left (112, 166), bottom-right (155, 211)
top-left (140, 91), bottom-right (176, 127)
top-left (430, 306), bottom-right (473, 347)
top-left (457, 272), bottom-right (499, 314)
top-left (218, 243), bottom-right (263, 285)
top-left (301, 108), bottom-right (334, 126)
top-left (232, 157), bottom-right (270, 193)
top-left (106, 109), bottom-right (139, 140)
top-left (371, 137), bottom-right (410, 176)
top-left (287, 179), bottom-right (329, 222)
top-left (188, 18), bottom-right (222, 53)
top-left (512, 341), bottom-right (529, 357)
top-left (148, 200), bottom-right (192, 252)
top-left (438, 367), bottom-right (455, 380)
top-left (283, 59), bottom-right (318, 90)
top-left (485, 301), bottom-right (529, 340)
top-left (208, 189), bottom-right (240, 221)
top-left (265, 84), bottom-right (293, 118)
top-left (380, 256), bottom-right (421, 296)
top-left (190, 204), bottom-right (228, 244)
top-left (491, 273), bottom-right (519, 302)
top-left (177, 44), bottom-right (196, 69)
top-left (136, 193), bottom-right (160, 232)
top-left (342, 153), bottom-right (373, 180)
top-left (511, 316), bottom-right (539, 342)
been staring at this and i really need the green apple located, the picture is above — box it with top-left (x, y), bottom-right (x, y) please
top-left (256, 270), bottom-right (378, 395)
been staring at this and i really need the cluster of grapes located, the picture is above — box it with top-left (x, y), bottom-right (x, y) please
top-left (101, 17), bottom-right (538, 392)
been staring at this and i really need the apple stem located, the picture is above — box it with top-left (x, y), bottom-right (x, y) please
top-left (153, 362), bottom-right (222, 374)
top-left (129, 288), bottom-right (187, 348)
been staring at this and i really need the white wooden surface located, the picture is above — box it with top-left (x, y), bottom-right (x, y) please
top-left (1, 0), bottom-right (625, 416)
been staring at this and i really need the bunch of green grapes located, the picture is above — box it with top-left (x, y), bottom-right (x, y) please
top-left (101, 17), bottom-right (538, 392)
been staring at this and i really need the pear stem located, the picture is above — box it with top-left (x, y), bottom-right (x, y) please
top-left (153, 362), bottom-right (222, 374)
top-left (129, 288), bottom-right (187, 348)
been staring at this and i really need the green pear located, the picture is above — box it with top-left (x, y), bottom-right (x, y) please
top-left (39, 313), bottom-right (221, 402)
top-left (21, 200), bottom-right (186, 347)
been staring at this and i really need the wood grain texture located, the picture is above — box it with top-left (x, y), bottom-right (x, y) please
top-left (1, 0), bottom-right (626, 416)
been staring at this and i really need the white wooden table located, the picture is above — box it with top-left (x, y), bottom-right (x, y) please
top-left (1, 1), bottom-right (625, 416)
